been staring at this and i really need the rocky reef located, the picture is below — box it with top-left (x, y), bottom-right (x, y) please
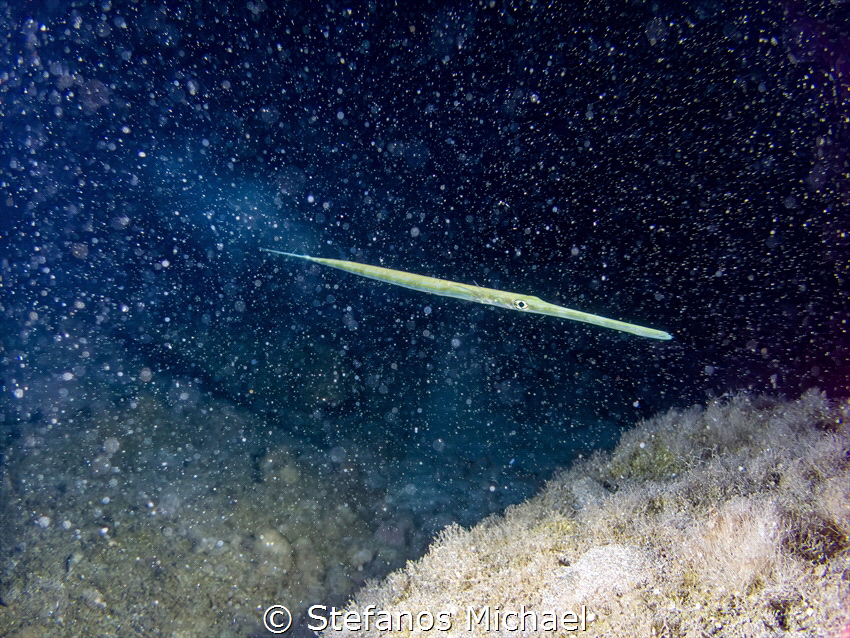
top-left (329, 391), bottom-right (850, 637)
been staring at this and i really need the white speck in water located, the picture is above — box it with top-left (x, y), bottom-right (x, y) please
top-left (103, 437), bottom-right (120, 456)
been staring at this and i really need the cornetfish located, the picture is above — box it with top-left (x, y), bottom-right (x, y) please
top-left (260, 248), bottom-right (672, 340)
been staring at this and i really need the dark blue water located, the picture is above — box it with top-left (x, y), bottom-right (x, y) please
top-left (0, 0), bottom-right (848, 634)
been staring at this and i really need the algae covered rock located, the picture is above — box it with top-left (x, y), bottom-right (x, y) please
top-left (327, 391), bottom-right (850, 637)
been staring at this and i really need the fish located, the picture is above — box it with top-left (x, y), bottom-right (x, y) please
top-left (260, 248), bottom-right (673, 340)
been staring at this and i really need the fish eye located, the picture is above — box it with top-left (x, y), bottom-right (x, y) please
top-left (513, 299), bottom-right (529, 310)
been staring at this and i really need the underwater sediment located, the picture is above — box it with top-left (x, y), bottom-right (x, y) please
top-left (0, 391), bottom-right (379, 636)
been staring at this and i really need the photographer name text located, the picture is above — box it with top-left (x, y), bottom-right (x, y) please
top-left (307, 604), bottom-right (591, 633)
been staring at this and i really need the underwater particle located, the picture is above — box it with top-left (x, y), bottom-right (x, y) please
top-left (79, 79), bottom-right (110, 113)
top-left (257, 529), bottom-right (293, 564)
top-left (71, 243), bottom-right (89, 259)
top-left (645, 17), bottom-right (669, 45)
top-left (110, 215), bottom-right (130, 229)
top-left (90, 456), bottom-right (111, 476)
top-left (260, 448), bottom-right (303, 484)
top-left (35, 515), bottom-right (51, 528)
top-left (350, 547), bottom-right (373, 571)
top-left (103, 437), bottom-right (120, 456)
top-left (281, 464), bottom-right (301, 484)
top-left (259, 105), bottom-right (279, 123)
